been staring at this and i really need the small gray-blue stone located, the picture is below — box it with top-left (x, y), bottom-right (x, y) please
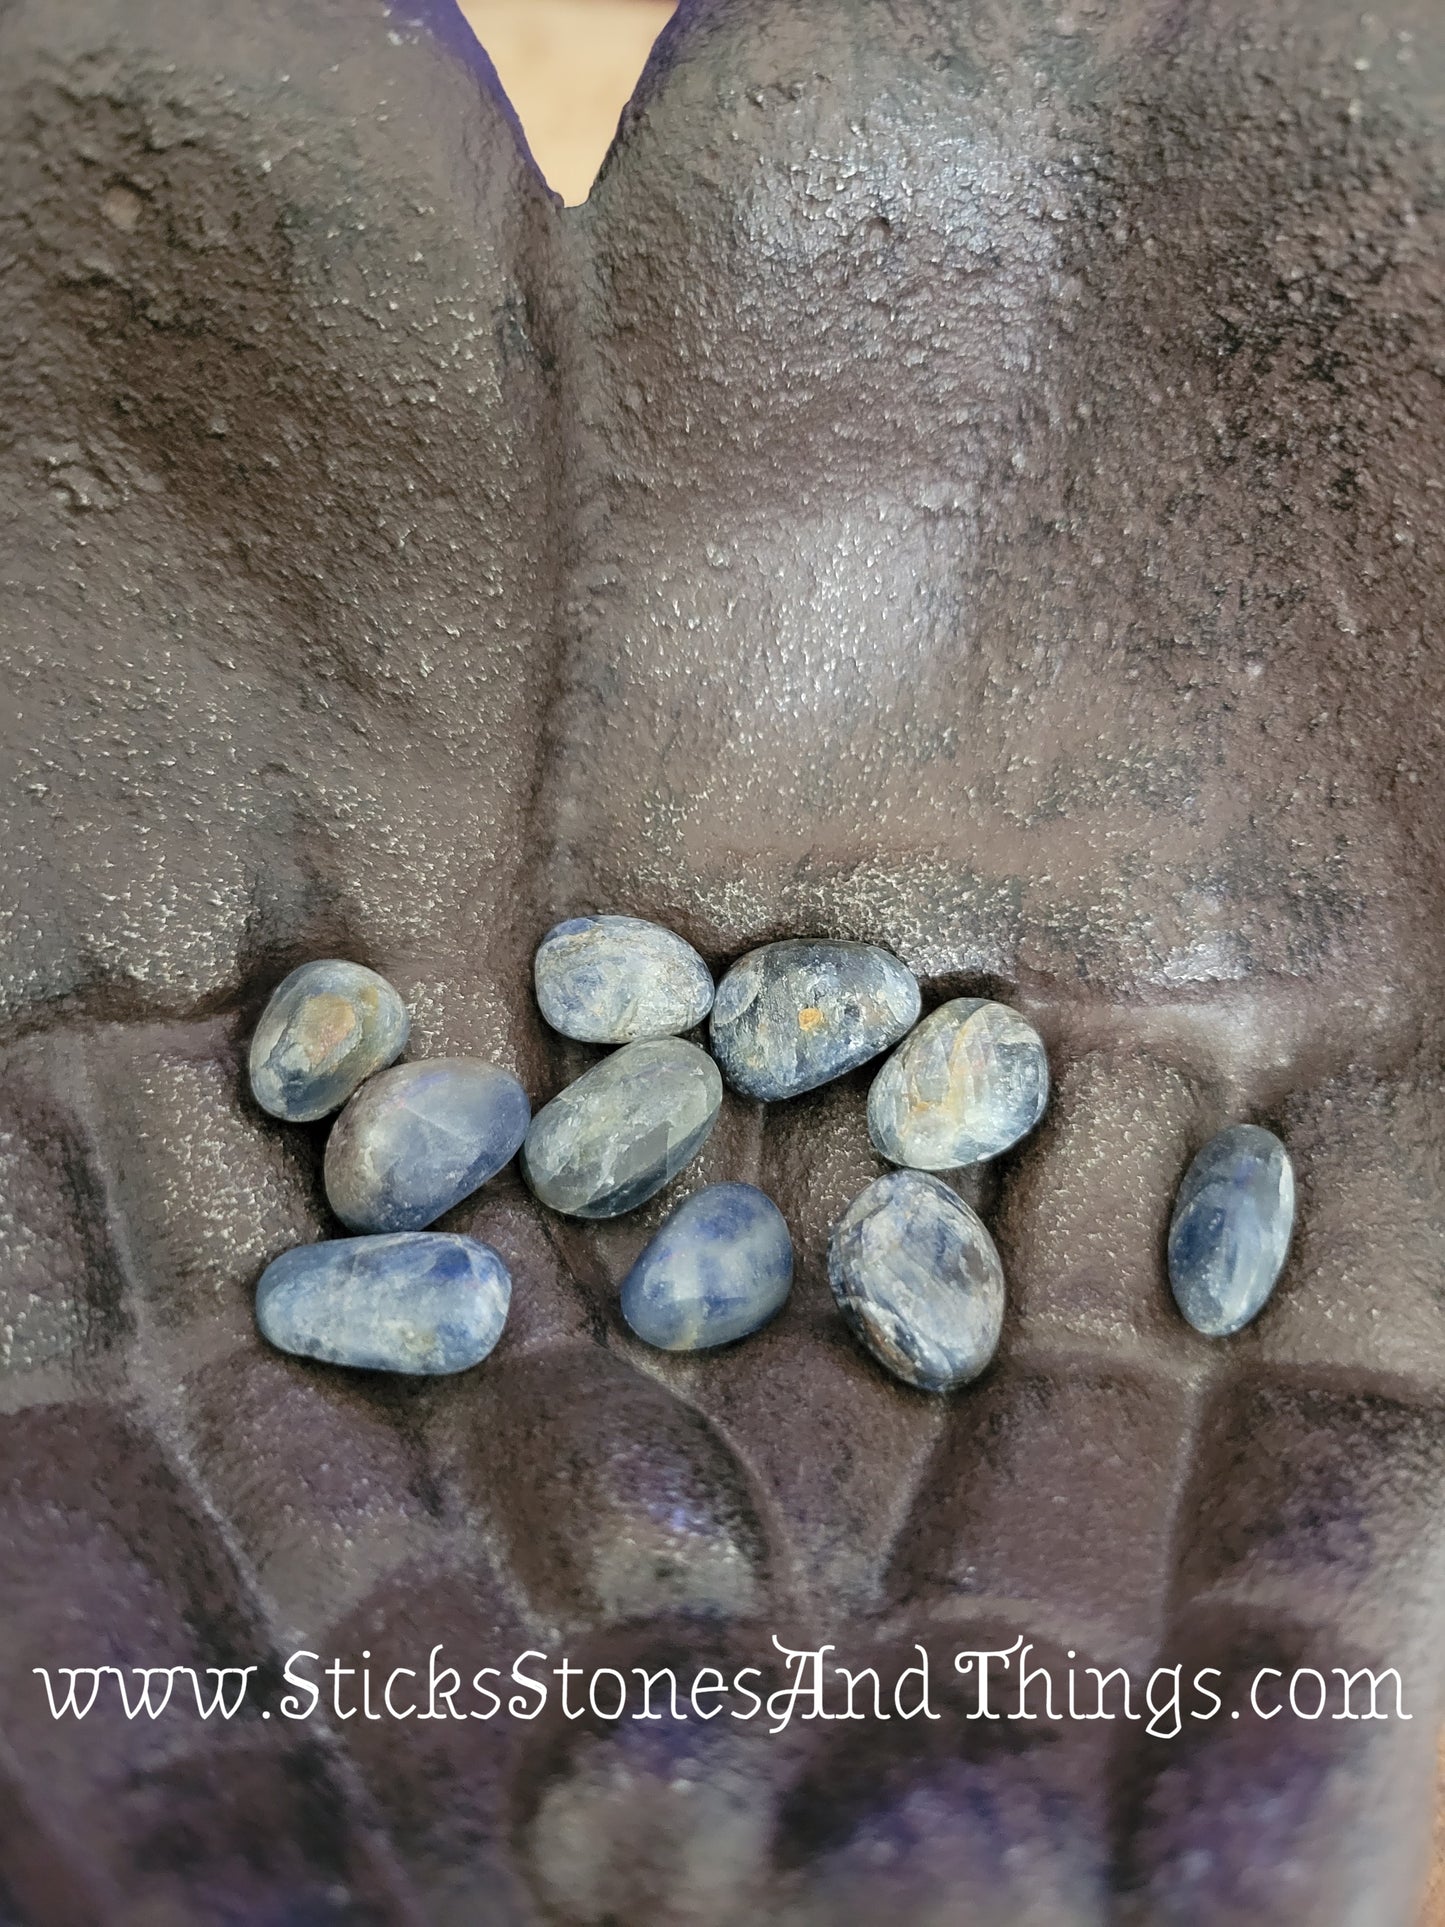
top-left (710, 940), bottom-right (921, 1102)
top-left (828, 1170), bottom-right (1005, 1392)
top-left (249, 959), bottom-right (409, 1122)
top-left (535, 915), bottom-right (714, 1043)
top-left (324, 1058), bottom-right (530, 1233)
top-left (522, 1037), bottom-right (723, 1219)
top-left (256, 1233), bottom-right (510, 1375)
top-left (1168, 1124), bottom-right (1295, 1337)
top-left (868, 997), bottom-right (1049, 1170)
top-left (621, 1182), bottom-right (793, 1351)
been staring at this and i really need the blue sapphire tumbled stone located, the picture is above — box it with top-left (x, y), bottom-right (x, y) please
top-left (1168, 1123), bottom-right (1295, 1336)
top-left (249, 959), bottom-right (409, 1122)
top-left (324, 1058), bottom-right (530, 1233)
top-left (522, 1037), bottom-right (723, 1219)
top-left (255, 1233), bottom-right (511, 1375)
top-left (868, 997), bottom-right (1049, 1171)
top-left (535, 914), bottom-right (714, 1043)
top-left (621, 1182), bottom-right (793, 1351)
top-left (710, 939), bottom-right (921, 1102)
top-left (828, 1170), bottom-right (1005, 1392)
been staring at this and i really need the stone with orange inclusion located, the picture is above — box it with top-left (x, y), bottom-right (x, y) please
top-left (709, 939), bottom-right (921, 1103)
top-left (249, 959), bottom-right (410, 1122)
top-left (867, 997), bottom-right (1048, 1171)
top-left (296, 992), bottom-right (363, 1060)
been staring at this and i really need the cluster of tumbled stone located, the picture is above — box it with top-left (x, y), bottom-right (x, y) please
top-left (247, 918), bottom-right (1296, 1390)
top-left (528, 919), bottom-right (1048, 1391)
top-left (249, 961), bottom-right (526, 1374)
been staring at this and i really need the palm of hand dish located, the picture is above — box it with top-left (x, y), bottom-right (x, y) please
top-left (1, 2), bottom-right (1443, 1922)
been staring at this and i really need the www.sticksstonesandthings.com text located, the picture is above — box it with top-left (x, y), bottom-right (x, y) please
top-left (33, 1636), bottom-right (1412, 1739)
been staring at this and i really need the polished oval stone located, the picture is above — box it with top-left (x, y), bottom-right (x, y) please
top-left (522, 1037), bottom-right (723, 1219)
top-left (1168, 1123), bottom-right (1295, 1337)
top-left (324, 1058), bottom-right (530, 1233)
top-left (249, 959), bottom-right (409, 1122)
top-left (828, 1170), bottom-right (1005, 1392)
top-left (535, 914), bottom-right (714, 1044)
top-left (709, 940), bottom-right (921, 1102)
top-left (621, 1182), bottom-right (793, 1351)
top-left (255, 1233), bottom-right (511, 1375)
top-left (867, 997), bottom-right (1049, 1171)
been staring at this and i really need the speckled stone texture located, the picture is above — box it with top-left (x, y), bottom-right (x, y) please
top-left (1168, 1123), bottom-right (1296, 1337)
top-left (2, 0), bottom-right (1445, 1922)
top-left (256, 1232), bottom-right (512, 1373)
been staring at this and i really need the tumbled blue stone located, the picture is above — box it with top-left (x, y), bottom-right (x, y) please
top-left (828, 1170), bottom-right (1005, 1392)
top-left (255, 1233), bottom-right (510, 1375)
top-left (621, 1183), bottom-right (793, 1351)
top-left (249, 959), bottom-right (409, 1122)
top-left (710, 940), bottom-right (921, 1102)
top-left (868, 998), bottom-right (1049, 1170)
top-left (535, 915), bottom-right (714, 1043)
top-left (522, 1037), bottom-right (723, 1219)
top-left (1168, 1124), bottom-right (1295, 1336)
top-left (324, 1058), bottom-right (530, 1233)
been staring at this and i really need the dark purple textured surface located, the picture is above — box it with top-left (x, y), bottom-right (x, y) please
top-left (1, 0), bottom-right (1443, 1920)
